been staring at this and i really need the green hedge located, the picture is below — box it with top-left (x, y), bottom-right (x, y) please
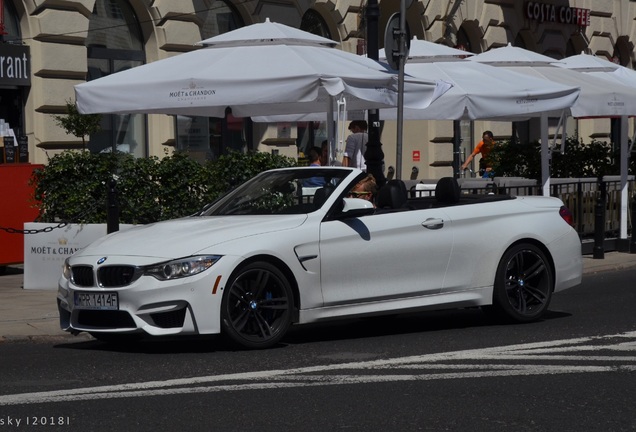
top-left (30, 150), bottom-right (296, 224)
top-left (488, 137), bottom-right (635, 180)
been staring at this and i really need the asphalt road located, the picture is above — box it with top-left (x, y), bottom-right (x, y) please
top-left (0, 268), bottom-right (635, 432)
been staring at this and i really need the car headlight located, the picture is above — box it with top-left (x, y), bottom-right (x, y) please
top-left (144, 255), bottom-right (221, 281)
top-left (62, 258), bottom-right (72, 281)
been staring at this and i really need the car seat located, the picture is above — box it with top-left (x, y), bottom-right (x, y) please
top-left (435, 177), bottom-right (460, 204)
top-left (376, 180), bottom-right (408, 210)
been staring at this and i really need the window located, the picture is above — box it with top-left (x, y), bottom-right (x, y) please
top-left (176, 0), bottom-right (247, 161)
top-left (300, 10), bottom-right (331, 39)
top-left (86, 0), bottom-right (147, 157)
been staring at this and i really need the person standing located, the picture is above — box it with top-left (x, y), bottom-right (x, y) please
top-left (342, 120), bottom-right (368, 170)
top-left (461, 130), bottom-right (496, 178)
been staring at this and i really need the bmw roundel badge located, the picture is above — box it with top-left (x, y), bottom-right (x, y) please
top-left (97, 257), bottom-right (108, 265)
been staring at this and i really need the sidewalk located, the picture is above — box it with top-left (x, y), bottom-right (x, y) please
top-left (1, 252), bottom-right (636, 343)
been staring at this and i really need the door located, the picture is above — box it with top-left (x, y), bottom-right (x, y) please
top-left (319, 208), bottom-right (454, 307)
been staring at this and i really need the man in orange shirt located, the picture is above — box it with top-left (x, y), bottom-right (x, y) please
top-left (461, 130), bottom-right (496, 177)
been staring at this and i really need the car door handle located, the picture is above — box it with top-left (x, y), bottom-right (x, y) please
top-left (422, 218), bottom-right (444, 230)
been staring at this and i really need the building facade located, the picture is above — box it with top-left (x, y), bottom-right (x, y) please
top-left (1, 0), bottom-right (635, 178)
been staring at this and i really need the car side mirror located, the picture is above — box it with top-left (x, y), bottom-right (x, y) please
top-left (337, 198), bottom-right (375, 218)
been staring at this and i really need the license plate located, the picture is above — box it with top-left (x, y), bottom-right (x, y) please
top-left (74, 292), bottom-right (119, 310)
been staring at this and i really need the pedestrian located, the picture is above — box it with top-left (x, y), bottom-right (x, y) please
top-left (342, 120), bottom-right (368, 170)
top-left (461, 130), bottom-right (496, 178)
top-left (303, 146), bottom-right (326, 187)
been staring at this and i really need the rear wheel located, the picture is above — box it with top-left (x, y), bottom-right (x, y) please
top-left (490, 243), bottom-right (553, 323)
top-left (221, 261), bottom-right (293, 349)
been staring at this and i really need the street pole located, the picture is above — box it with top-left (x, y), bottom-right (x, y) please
top-left (365, 0), bottom-right (386, 187)
top-left (395, 0), bottom-right (406, 180)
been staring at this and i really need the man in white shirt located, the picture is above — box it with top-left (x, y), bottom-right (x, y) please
top-left (342, 120), bottom-right (368, 171)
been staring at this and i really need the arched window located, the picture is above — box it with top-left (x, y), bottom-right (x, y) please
top-left (0, 0), bottom-right (20, 41)
top-left (456, 27), bottom-right (472, 53)
top-left (613, 36), bottom-right (632, 67)
top-left (175, 0), bottom-right (245, 162)
top-left (301, 10), bottom-right (331, 39)
top-left (86, 0), bottom-right (146, 157)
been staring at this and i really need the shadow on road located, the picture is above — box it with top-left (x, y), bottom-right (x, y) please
top-left (51, 308), bottom-right (572, 354)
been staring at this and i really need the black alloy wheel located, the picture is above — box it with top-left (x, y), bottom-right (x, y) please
top-left (491, 243), bottom-right (554, 323)
top-left (221, 261), bottom-right (293, 349)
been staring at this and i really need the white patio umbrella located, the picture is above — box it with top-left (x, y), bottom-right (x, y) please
top-left (257, 38), bottom-right (579, 121)
top-left (75, 19), bottom-right (450, 165)
top-left (254, 38), bottom-right (579, 174)
top-left (471, 44), bottom-right (636, 239)
top-left (377, 38), bottom-right (579, 179)
top-left (377, 38), bottom-right (580, 121)
top-left (470, 44), bottom-right (636, 118)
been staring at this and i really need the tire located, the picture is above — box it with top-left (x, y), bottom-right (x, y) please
top-left (221, 261), bottom-right (293, 349)
top-left (490, 243), bottom-right (554, 323)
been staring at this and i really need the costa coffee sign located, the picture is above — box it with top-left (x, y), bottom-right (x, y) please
top-left (525, 2), bottom-right (591, 27)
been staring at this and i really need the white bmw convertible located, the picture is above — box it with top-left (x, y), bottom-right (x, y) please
top-left (57, 167), bottom-right (582, 349)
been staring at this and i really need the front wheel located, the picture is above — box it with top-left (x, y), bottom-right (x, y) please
top-left (490, 243), bottom-right (554, 323)
top-left (221, 261), bottom-right (293, 349)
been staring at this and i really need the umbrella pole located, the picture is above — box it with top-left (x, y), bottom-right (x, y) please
top-left (328, 97), bottom-right (336, 166)
top-left (620, 115), bottom-right (628, 240)
top-left (541, 113), bottom-right (550, 197)
top-left (395, 0), bottom-right (406, 181)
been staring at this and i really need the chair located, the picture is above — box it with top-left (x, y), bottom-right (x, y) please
top-left (435, 177), bottom-right (460, 205)
top-left (376, 180), bottom-right (408, 210)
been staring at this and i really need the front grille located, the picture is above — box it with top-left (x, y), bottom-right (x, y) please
top-left (98, 266), bottom-right (141, 287)
top-left (77, 310), bottom-right (136, 329)
top-left (71, 266), bottom-right (94, 287)
top-left (150, 308), bottom-right (187, 329)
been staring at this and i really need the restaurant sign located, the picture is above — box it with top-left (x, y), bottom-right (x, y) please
top-left (525, 2), bottom-right (591, 27)
top-left (0, 43), bottom-right (30, 87)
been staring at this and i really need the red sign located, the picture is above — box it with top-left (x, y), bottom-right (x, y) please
top-left (413, 150), bottom-right (420, 162)
top-left (525, 2), bottom-right (590, 27)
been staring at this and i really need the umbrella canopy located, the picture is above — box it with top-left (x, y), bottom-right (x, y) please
top-left (469, 44), bottom-right (636, 118)
top-left (256, 38), bottom-right (579, 122)
top-left (377, 38), bottom-right (579, 120)
top-left (398, 36), bottom-right (474, 62)
top-left (556, 52), bottom-right (636, 89)
top-left (555, 52), bottom-right (619, 72)
top-left (75, 19), bottom-right (449, 118)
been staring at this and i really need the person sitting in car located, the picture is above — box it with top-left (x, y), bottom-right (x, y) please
top-left (347, 174), bottom-right (377, 207)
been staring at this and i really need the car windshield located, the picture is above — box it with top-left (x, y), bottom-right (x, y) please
top-left (202, 168), bottom-right (352, 216)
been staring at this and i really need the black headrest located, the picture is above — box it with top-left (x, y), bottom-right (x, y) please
top-left (377, 180), bottom-right (407, 209)
top-left (313, 185), bottom-right (333, 209)
top-left (435, 177), bottom-right (460, 204)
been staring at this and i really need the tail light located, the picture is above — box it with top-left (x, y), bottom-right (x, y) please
top-left (559, 206), bottom-right (575, 227)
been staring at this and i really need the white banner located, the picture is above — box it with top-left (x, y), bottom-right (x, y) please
top-left (23, 223), bottom-right (135, 290)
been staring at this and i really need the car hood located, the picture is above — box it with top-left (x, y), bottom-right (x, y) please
top-left (78, 215), bottom-right (308, 259)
